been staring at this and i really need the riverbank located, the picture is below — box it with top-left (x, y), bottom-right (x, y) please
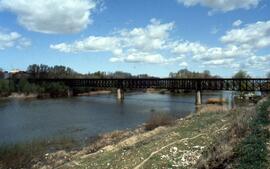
top-left (0, 90), bottom-right (113, 100)
top-left (77, 90), bottom-right (112, 96)
top-left (40, 99), bottom-right (270, 169)
top-left (0, 97), bottom-right (268, 169)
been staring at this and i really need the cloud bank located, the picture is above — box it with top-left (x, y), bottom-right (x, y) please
top-left (0, 0), bottom-right (98, 34)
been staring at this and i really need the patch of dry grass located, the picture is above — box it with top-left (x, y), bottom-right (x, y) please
top-left (206, 98), bottom-right (227, 105)
top-left (144, 113), bottom-right (175, 131)
top-left (198, 105), bottom-right (228, 114)
top-left (196, 106), bottom-right (257, 169)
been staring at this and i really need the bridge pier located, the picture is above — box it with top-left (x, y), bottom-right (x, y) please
top-left (195, 90), bottom-right (202, 105)
top-left (117, 88), bottom-right (124, 100)
top-left (67, 88), bottom-right (74, 97)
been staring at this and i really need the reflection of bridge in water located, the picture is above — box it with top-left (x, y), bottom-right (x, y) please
top-left (27, 78), bottom-right (270, 105)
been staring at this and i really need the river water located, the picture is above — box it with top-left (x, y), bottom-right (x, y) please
top-left (0, 91), bottom-right (233, 144)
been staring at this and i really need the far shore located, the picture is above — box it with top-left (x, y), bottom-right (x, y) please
top-left (0, 90), bottom-right (113, 100)
top-left (77, 90), bottom-right (112, 96)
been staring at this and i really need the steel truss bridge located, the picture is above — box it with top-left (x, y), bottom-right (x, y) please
top-left (27, 78), bottom-right (270, 91)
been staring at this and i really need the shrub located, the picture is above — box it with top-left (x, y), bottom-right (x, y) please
top-left (233, 100), bottom-right (270, 169)
top-left (196, 99), bottom-right (270, 169)
top-left (0, 138), bottom-right (77, 169)
top-left (0, 80), bottom-right (10, 96)
top-left (17, 79), bottom-right (43, 94)
top-left (145, 113), bottom-right (175, 131)
top-left (43, 82), bottom-right (68, 97)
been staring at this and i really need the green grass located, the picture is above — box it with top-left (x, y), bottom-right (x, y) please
top-left (233, 99), bottom-right (270, 169)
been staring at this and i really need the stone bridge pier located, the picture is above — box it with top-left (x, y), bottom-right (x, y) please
top-left (67, 88), bottom-right (74, 97)
top-left (195, 90), bottom-right (202, 105)
top-left (117, 88), bottom-right (124, 100)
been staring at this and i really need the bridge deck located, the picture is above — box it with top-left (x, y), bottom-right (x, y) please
top-left (25, 78), bottom-right (270, 91)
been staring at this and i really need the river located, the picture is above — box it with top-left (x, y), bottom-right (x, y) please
top-left (0, 91), bottom-right (233, 144)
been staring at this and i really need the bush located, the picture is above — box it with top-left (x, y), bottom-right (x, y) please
top-left (145, 113), bottom-right (175, 131)
top-left (0, 80), bottom-right (10, 96)
top-left (196, 99), bottom-right (270, 169)
top-left (43, 82), bottom-right (68, 97)
top-left (0, 79), bottom-right (69, 98)
top-left (17, 79), bottom-right (43, 94)
top-left (233, 100), bottom-right (270, 169)
top-left (0, 138), bottom-right (77, 169)
top-left (196, 106), bottom-right (257, 169)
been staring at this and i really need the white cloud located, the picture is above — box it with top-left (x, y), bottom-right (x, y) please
top-left (50, 36), bottom-right (120, 53)
top-left (0, 0), bottom-right (98, 34)
top-left (51, 19), bottom-right (176, 64)
top-left (124, 52), bottom-right (166, 64)
top-left (0, 31), bottom-right (31, 50)
top-left (203, 58), bottom-right (239, 68)
top-left (171, 40), bottom-right (251, 62)
top-left (233, 20), bottom-right (243, 27)
top-left (179, 61), bottom-right (188, 67)
top-left (170, 40), bottom-right (254, 69)
top-left (119, 18), bottom-right (174, 51)
top-left (177, 0), bottom-right (260, 13)
top-left (51, 18), bottom-right (270, 71)
top-left (171, 41), bottom-right (207, 55)
top-left (110, 49), bottom-right (183, 64)
top-left (245, 54), bottom-right (270, 69)
top-left (221, 20), bottom-right (270, 49)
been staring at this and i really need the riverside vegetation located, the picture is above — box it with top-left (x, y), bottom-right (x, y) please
top-left (0, 64), bottom-right (220, 98)
top-left (0, 96), bottom-right (269, 169)
top-left (0, 79), bottom-right (69, 98)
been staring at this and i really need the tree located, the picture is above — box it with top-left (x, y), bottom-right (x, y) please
top-left (169, 69), bottom-right (215, 78)
top-left (27, 64), bottom-right (41, 78)
top-left (203, 70), bottom-right (211, 78)
top-left (232, 70), bottom-right (251, 79)
top-left (232, 70), bottom-right (252, 97)
top-left (109, 71), bottom-right (132, 78)
top-left (0, 80), bottom-right (9, 95)
top-left (0, 68), bottom-right (4, 79)
top-left (86, 71), bottom-right (107, 78)
top-left (27, 64), bottom-right (79, 79)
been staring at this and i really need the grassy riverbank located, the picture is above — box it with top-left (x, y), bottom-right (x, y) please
top-left (1, 98), bottom-right (269, 169)
top-left (57, 99), bottom-right (269, 169)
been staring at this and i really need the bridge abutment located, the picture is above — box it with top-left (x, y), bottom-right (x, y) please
top-left (195, 90), bottom-right (202, 105)
top-left (117, 88), bottom-right (124, 100)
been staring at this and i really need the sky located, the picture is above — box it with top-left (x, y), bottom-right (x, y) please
top-left (0, 0), bottom-right (269, 77)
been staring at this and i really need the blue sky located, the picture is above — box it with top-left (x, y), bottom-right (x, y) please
top-left (0, 0), bottom-right (269, 77)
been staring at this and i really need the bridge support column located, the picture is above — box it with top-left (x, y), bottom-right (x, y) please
top-left (67, 88), bottom-right (74, 97)
top-left (117, 88), bottom-right (124, 100)
top-left (195, 90), bottom-right (202, 105)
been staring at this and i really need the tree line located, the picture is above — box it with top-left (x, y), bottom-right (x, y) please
top-left (0, 64), bottom-right (158, 97)
top-left (26, 64), bottom-right (157, 79)
top-left (0, 64), bottom-right (269, 97)
top-left (169, 69), bottom-right (219, 79)
top-left (1, 64), bottom-right (270, 80)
